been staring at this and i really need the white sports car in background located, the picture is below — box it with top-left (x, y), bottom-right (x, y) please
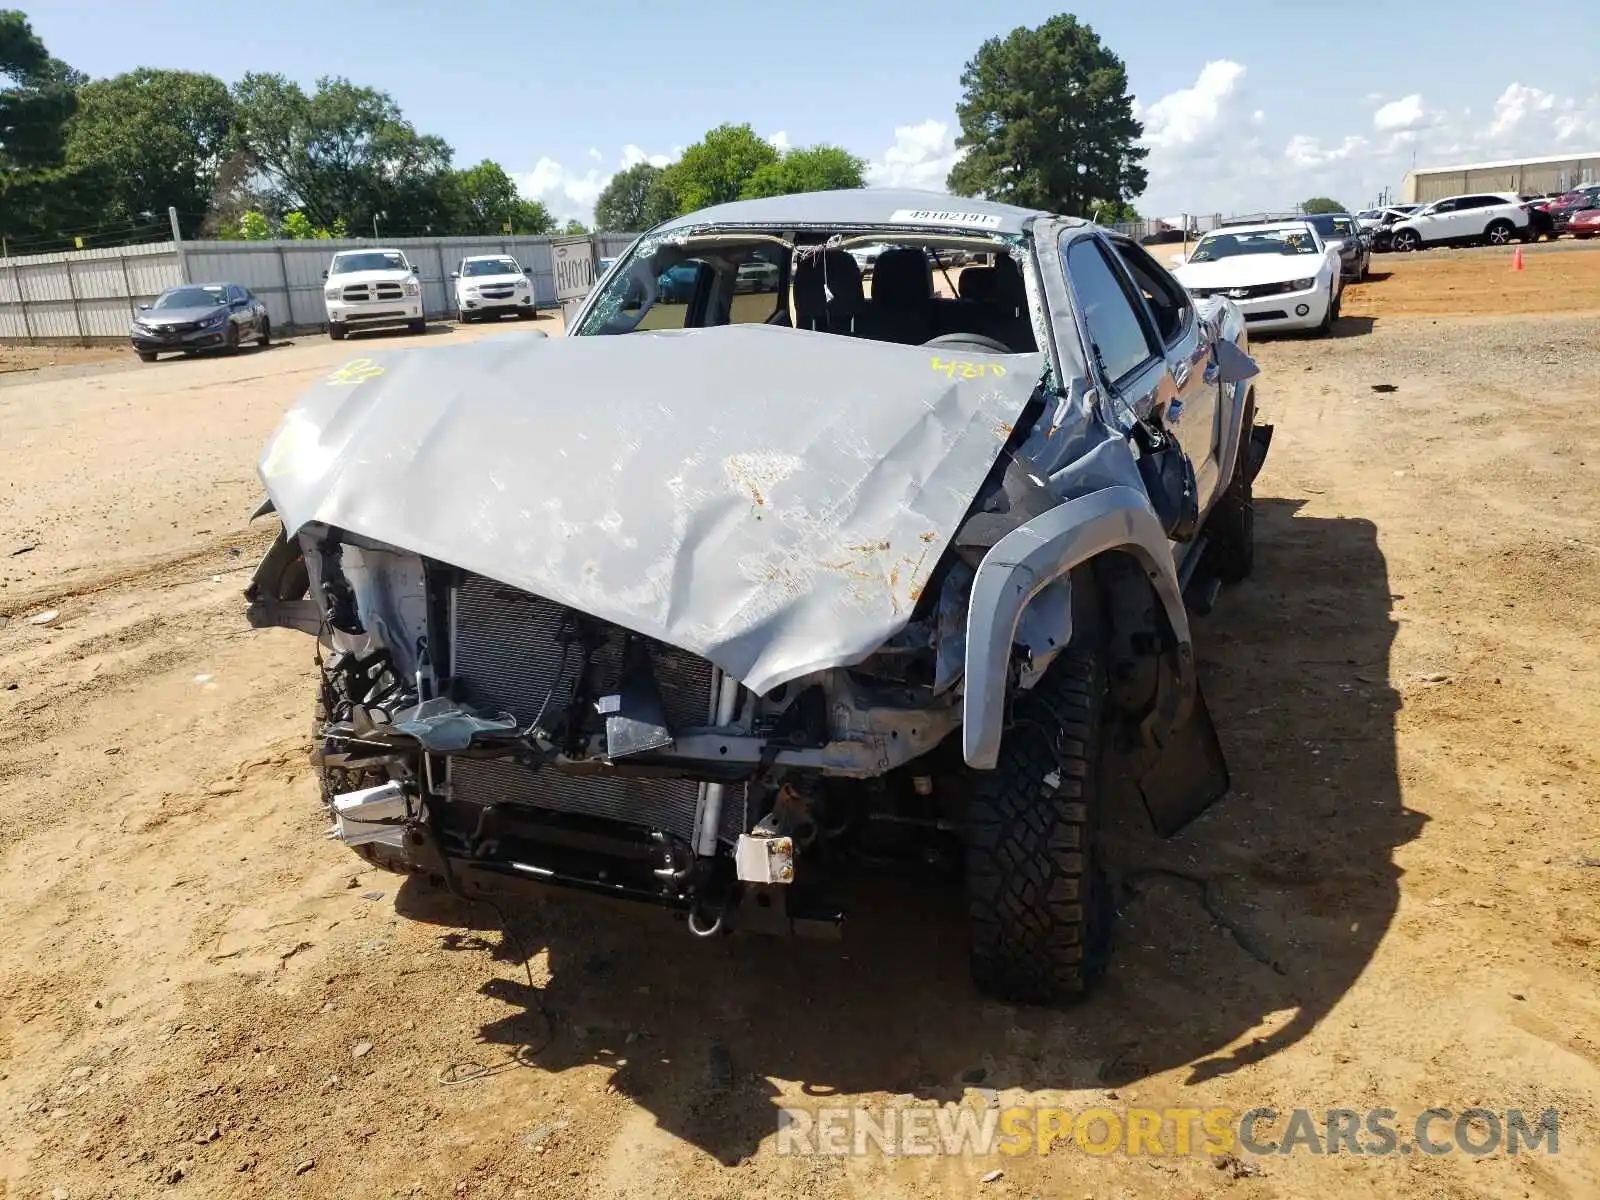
top-left (1170, 222), bottom-right (1343, 334)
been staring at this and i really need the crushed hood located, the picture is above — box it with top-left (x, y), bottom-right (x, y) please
top-left (260, 324), bottom-right (1044, 695)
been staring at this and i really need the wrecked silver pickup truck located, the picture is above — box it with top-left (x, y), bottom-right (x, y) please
top-left (246, 189), bottom-right (1270, 1003)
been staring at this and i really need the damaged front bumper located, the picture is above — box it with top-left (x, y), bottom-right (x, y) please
top-left (249, 517), bottom-right (969, 936)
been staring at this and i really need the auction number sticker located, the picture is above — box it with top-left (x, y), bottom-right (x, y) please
top-left (931, 356), bottom-right (1007, 379)
top-left (889, 209), bottom-right (1004, 229)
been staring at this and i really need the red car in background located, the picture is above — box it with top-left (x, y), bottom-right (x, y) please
top-left (1531, 185), bottom-right (1600, 237)
top-left (1567, 207), bottom-right (1600, 239)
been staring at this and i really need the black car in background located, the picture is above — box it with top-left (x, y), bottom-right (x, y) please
top-left (131, 282), bottom-right (271, 362)
top-left (1301, 212), bottom-right (1370, 280)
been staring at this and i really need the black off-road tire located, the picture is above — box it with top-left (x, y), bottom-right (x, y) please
top-left (256, 318), bottom-right (271, 347)
top-left (407, 318), bottom-right (427, 335)
top-left (965, 640), bottom-right (1112, 1004)
top-left (329, 322), bottom-right (347, 341)
top-left (1205, 397), bottom-right (1257, 584)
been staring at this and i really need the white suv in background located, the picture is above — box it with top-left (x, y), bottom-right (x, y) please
top-left (451, 254), bottom-right (537, 322)
top-left (1387, 193), bottom-right (1531, 251)
top-left (323, 249), bottom-right (425, 339)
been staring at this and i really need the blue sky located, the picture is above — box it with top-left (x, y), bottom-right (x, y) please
top-left (32, 0), bottom-right (1600, 222)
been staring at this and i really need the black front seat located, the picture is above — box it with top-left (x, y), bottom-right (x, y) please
top-left (869, 247), bottom-right (935, 344)
top-left (983, 255), bottom-right (1036, 352)
top-left (792, 248), bottom-right (866, 335)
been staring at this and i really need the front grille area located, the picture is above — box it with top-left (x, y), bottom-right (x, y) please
top-left (1191, 281), bottom-right (1298, 300)
top-left (341, 282), bottom-right (406, 302)
top-left (446, 573), bottom-right (742, 842)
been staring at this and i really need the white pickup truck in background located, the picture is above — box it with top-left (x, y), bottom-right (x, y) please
top-left (323, 248), bottom-right (425, 340)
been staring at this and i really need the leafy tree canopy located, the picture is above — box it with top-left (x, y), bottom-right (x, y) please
top-left (947, 15), bottom-right (1147, 218)
top-left (594, 161), bottom-right (678, 232)
top-left (1300, 196), bottom-right (1347, 214)
top-left (740, 144), bottom-right (866, 199)
top-left (663, 123), bottom-right (780, 214)
top-left (65, 68), bottom-right (234, 236)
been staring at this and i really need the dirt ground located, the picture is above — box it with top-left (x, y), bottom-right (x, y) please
top-left (1, 254), bottom-right (1598, 1200)
top-left (0, 342), bottom-right (128, 375)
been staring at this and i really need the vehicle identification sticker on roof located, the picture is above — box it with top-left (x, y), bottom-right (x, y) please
top-left (888, 209), bottom-right (1004, 229)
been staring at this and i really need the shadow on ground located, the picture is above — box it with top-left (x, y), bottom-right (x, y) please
top-left (395, 498), bottom-right (1422, 1164)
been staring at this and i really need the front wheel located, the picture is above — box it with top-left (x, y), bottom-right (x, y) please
top-left (256, 317), bottom-right (271, 347)
top-left (407, 318), bottom-right (426, 335)
top-left (965, 637), bottom-right (1112, 1004)
top-left (329, 322), bottom-right (347, 341)
top-left (1485, 220), bottom-right (1516, 246)
top-left (1392, 229), bottom-right (1420, 252)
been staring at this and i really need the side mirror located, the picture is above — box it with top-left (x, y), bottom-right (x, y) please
top-left (232, 298), bottom-right (248, 309)
top-left (321, 269), bottom-right (328, 280)
top-left (449, 271), bottom-right (459, 279)
top-left (524, 267), bottom-right (533, 275)
top-left (1210, 338), bottom-right (1260, 385)
top-left (137, 303), bottom-right (151, 311)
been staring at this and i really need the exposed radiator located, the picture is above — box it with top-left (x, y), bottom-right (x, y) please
top-left (446, 573), bottom-right (743, 843)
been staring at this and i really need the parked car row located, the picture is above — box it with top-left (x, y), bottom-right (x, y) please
top-left (130, 247), bottom-right (556, 361)
top-left (1359, 188), bottom-right (1600, 252)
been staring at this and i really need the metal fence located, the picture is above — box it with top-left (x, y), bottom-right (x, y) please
top-left (0, 232), bottom-right (640, 343)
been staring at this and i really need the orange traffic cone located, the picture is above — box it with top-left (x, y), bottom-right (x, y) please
top-left (1512, 246), bottom-right (1525, 271)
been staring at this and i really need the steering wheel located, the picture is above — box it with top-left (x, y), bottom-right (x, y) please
top-left (921, 331), bottom-right (1013, 354)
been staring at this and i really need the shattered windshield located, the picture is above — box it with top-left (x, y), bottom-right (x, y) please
top-left (1189, 230), bottom-right (1319, 261)
top-left (463, 258), bottom-right (520, 277)
top-left (574, 229), bottom-right (1043, 359)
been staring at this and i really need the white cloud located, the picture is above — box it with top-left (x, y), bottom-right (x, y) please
top-left (1486, 82), bottom-right (1599, 145)
top-left (1138, 60), bottom-right (1248, 152)
top-left (1373, 94), bottom-right (1434, 133)
top-left (865, 119), bottom-right (963, 190)
top-left (1285, 133), bottom-right (1367, 168)
top-left (765, 130), bottom-right (791, 152)
top-left (513, 145), bottom-right (681, 225)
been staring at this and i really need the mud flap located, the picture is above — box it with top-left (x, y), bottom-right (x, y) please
top-left (1246, 423), bottom-right (1274, 483)
top-left (1136, 681), bottom-right (1230, 838)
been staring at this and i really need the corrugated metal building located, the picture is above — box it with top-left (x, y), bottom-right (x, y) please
top-left (1403, 152), bottom-right (1600, 202)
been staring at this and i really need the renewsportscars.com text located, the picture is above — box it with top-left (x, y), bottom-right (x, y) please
top-left (775, 1105), bottom-right (1561, 1158)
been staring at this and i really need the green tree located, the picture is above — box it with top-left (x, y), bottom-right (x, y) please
top-left (447, 159), bottom-right (553, 234)
top-left (0, 10), bottom-right (97, 246)
top-left (230, 73), bottom-right (456, 234)
top-left (946, 15), bottom-right (1147, 218)
top-left (740, 144), bottom-right (866, 199)
top-left (594, 161), bottom-right (679, 231)
top-left (64, 68), bottom-right (235, 237)
top-left (1300, 196), bottom-right (1347, 214)
top-left (236, 209), bottom-right (272, 239)
top-left (1088, 198), bottom-right (1140, 224)
top-left (559, 218), bottom-right (588, 236)
top-left (0, 9), bottom-right (79, 173)
top-left (663, 123), bottom-right (780, 213)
